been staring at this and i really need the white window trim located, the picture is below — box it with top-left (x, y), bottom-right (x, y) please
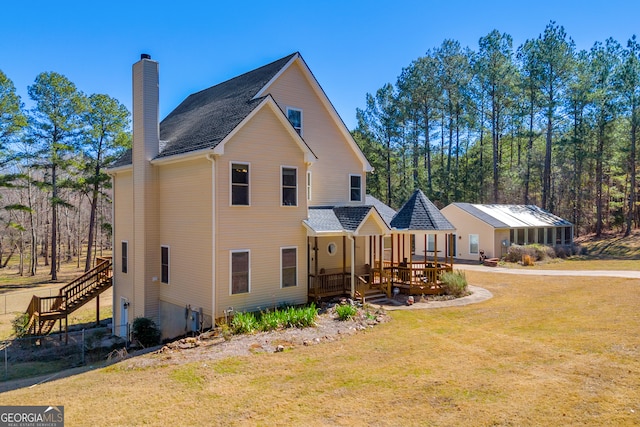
top-left (230, 249), bottom-right (251, 295)
top-left (121, 240), bottom-right (128, 274)
top-left (306, 170), bottom-right (312, 202)
top-left (286, 106), bottom-right (303, 136)
top-left (280, 246), bottom-right (298, 288)
top-left (161, 245), bottom-right (170, 284)
top-left (349, 174), bottom-right (363, 202)
top-left (469, 234), bottom-right (479, 255)
top-left (229, 161), bottom-right (250, 207)
top-left (281, 165), bottom-right (298, 207)
top-left (427, 235), bottom-right (435, 252)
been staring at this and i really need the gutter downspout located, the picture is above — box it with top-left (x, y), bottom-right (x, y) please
top-left (109, 174), bottom-right (116, 337)
top-left (206, 154), bottom-right (217, 325)
top-left (347, 234), bottom-right (355, 298)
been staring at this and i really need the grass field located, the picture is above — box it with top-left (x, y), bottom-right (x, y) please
top-left (1, 269), bottom-right (638, 426)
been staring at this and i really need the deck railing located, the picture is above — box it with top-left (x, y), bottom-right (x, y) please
top-left (308, 270), bottom-right (352, 300)
top-left (381, 260), bottom-right (452, 295)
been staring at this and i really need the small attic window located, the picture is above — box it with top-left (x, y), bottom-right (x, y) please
top-left (287, 107), bottom-right (303, 136)
top-left (350, 174), bottom-right (362, 202)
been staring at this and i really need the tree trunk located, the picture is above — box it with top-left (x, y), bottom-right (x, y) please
top-left (85, 181), bottom-right (100, 271)
top-left (50, 163), bottom-right (58, 280)
top-left (625, 111), bottom-right (637, 236)
top-left (595, 123), bottom-right (605, 237)
top-left (28, 169), bottom-right (37, 276)
top-left (423, 105), bottom-right (432, 193)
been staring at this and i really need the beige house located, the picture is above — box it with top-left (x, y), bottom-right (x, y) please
top-left (108, 53), bottom-right (394, 339)
top-left (441, 203), bottom-right (574, 262)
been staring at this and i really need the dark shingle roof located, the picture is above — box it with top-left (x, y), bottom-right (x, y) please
top-left (365, 194), bottom-right (396, 227)
top-left (305, 208), bottom-right (345, 232)
top-left (333, 206), bottom-right (373, 231)
top-left (110, 149), bottom-right (132, 168)
top-left (391, 189), bottom-right (455, 231)
top-left (111, 53), bottom-right (298, 166)
top-left (306, 205), bottom-right (389, 233)
top-left (158, 53), bottom-right (297, 158)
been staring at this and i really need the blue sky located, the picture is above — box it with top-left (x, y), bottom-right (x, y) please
top-left (2, 0), bottom-right (639, 130)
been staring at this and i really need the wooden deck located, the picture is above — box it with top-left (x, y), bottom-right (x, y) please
top-left (308, 260), bottom-right (451, 301)
top-left (382, 260), bottom-right (452, 295)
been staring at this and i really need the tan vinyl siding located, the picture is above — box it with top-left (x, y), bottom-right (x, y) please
top-left (112, 171), bottom-right (134, 327)
top-left (216, 106), bottom-right (308, 315)
top-left (267, 62), bottom-right (365, 205)
top-left (157, 157), bottom-right (213, 314)
top-left (316, 237), bottom-right (351, 272)
top-left (357, 215), bottom-right (386, 236)
top-left (441, 205), bottom-right (497, 261)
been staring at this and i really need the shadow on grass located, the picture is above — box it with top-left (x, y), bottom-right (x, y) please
top-left (578, 233), bottom-right (640, 260)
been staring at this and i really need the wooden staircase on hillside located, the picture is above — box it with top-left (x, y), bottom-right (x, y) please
top-left (25, 257), bottom-right (113, 336)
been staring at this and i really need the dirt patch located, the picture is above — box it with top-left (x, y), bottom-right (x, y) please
top-left (121, 303), bottom-right (390, 369)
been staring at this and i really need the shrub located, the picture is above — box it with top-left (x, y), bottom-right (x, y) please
top-left (12, 313), bottom-right (30, 338)
top-left (231, 304), bottom-right (318, 335)
top-left (506, 244), bottom-right (557, 263)
top-left (258, 310), bottom-right (282, 332)
top-left (131, 317), bottom-right (161, 347)
top-left (505, 244), bottom-right (533, 262)
top-left (335, 303), bottom-right (358, 321)
top-left (294, 303), bottom-right (317, 328)
top-left (231, 312), bottom-right (259, 334)
top-left (257, 303), bottom-right (318, 331)
top-left (440, 270), bottom-right (468, 298)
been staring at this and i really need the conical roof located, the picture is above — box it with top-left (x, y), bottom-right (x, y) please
top-left (390, 190), bottom-right (455, 231)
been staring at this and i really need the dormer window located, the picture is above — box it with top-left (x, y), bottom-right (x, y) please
top-left (287, 107), bottom-right (303, 136)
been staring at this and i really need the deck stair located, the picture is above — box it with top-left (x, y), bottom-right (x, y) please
top-left (360, 288), bottom-right (388, 304)
top-left (25, 257), bottom-right (112, 336)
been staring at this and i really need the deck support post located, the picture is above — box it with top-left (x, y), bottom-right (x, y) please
top-left (96, 293), bottom-right (100, 327)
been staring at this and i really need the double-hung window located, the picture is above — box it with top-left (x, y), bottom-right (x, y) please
top-left (231, 250), bottom-right (250, 294)
top-left (469, 234), bottom-right (479, 255)
top-left (349, 174), bottom-right (362, 202)
top-left (161, 246), bottom-right (169, 284)
top-left (427, 235), bottom-right (435, 252)
top-left (282, 167), bottom-right (297, 206)
top-left (281, 247), bottom-right (297, 288)
top-left (287, 107), bottom-right (303, 136)
top-left (231, 163), bottom-right (249, 206)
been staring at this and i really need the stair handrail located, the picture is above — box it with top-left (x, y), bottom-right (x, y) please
top-left (58, 257), bottom-right (112, 296)
top-left (61, 258), bottom-right (112, 311)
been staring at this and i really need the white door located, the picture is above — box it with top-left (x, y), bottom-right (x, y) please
top-left (120, 298), bottom-right (129, 338)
